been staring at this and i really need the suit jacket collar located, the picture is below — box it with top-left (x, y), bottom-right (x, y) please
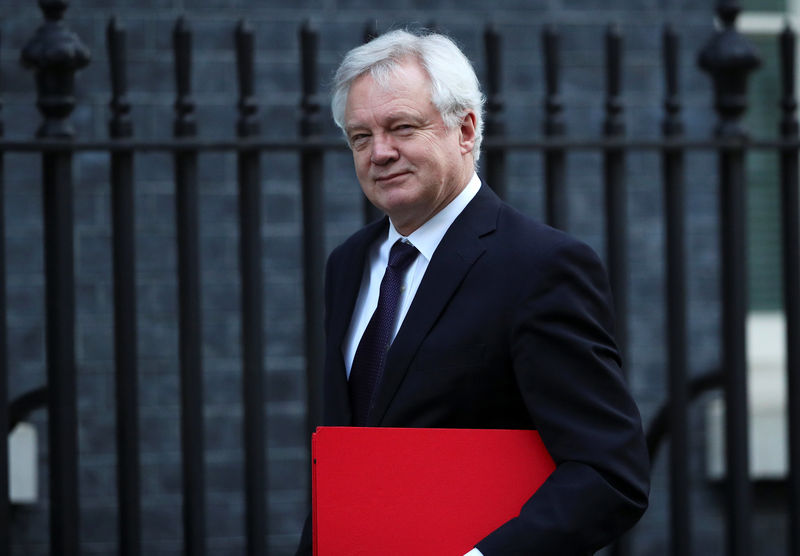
top-left (366, 185), bottom-right (501, 425)
top-left (329, 217), bottom-right (388, 356)
top-left (323, 217), bottom-right (388, 426)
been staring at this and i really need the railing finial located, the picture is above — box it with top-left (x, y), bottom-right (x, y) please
top-left (662, 24), bottom-right (683, 137)
top-left (172, 16), bottom-right (196, 138)
top-left (21, 0), bottom-right (90, 138)
top-left (107, 17), bottom-right (132, 139)
top-left (717, 0), bottom-right (741, 26)
top-left (236, 20), bottom-right (260, 138)
top-left (698, 0), bottom-right (760, 138)
top-left (39, 0), bottom-right (69, 21)
top-left (542, 25), bottom-right (564, 137)
top-left (604, 23), bottom-right (624, 137)
top-left (300, 20), bottom-right (321, 137)
top-left (483, 21), bottom-right (506, 199)
top-left (780, 23), bottom-right (798, 138)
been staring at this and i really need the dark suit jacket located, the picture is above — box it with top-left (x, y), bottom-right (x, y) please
top-left (297, 185), bottom-right (649, 555)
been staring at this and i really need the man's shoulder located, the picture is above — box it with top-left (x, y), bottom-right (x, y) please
top-left (478, 201), bottom-right (607, 287)
top-left (471, 184), bottom-right (572, 241)
top-left (495, 200), bottom-right (591, 251)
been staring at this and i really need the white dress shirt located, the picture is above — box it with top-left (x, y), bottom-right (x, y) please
top-left (343, 172), bottom-right (481, 377)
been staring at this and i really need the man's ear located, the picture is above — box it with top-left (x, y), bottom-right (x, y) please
top-left (458, 111), bottom-right (477, 155)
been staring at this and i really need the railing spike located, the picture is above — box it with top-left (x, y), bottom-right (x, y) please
top-left (236, 19), bottom-right (259, 138)
top-left (173, 16), bottom-right (196, 138)
top-left (107, 17), bottom-right (132, 138)
top-left (542, 24), bottom-right (567, 230)
top-left (483, 21), bottom-right (506, 199)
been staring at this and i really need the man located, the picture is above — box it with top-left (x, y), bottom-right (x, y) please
top-left (297, 29), bottom-right (649, 555)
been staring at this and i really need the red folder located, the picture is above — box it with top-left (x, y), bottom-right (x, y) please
top-left (312, 427), bottom-right (555, 556)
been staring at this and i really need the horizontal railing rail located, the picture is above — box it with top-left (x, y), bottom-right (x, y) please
top-left (1, 136), bottom-right (797, 152)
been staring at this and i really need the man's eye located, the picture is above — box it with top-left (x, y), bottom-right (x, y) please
top-left (394, 125), bottom-right (413, 133)
top-left (349, 134), bottom-right (369, 147)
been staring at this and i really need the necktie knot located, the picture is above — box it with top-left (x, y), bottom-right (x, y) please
top-left (388, 240), bottom-right (418, 271)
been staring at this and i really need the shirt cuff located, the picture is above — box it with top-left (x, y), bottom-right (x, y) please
top-left (464, 549), bottom-right (483, 556)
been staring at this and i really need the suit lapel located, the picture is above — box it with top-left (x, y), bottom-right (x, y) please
top-left (367, 186), bottom-right (501, 426)
top-left (329, 219), bottom-right (388, 351)
top-left (325, 218), bottom-right (388, 425)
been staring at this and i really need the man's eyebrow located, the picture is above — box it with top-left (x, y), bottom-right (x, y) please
top-left (344, 119), bottom-right (367, 133)
top-left (385, 111), bottom-right (424, 124)
top-left (344, 111), bottom-right (427, 136)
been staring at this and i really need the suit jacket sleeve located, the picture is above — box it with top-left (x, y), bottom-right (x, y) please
top-left (476, 237), bottom-right (649, 555)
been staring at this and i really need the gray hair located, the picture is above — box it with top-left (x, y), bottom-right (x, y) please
top-left (331, 29), bottom-right (485, 163)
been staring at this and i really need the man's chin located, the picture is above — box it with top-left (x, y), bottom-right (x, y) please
top-left (369, 190), bottom-right (415, 213)
top-left (375, 197), bottom-right (417, 217)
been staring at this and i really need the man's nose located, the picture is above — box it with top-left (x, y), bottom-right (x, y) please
top-left (370, 133), bottom-right (399, 165)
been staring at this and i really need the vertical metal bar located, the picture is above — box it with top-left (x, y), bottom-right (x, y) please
top-left (662, 24), bottom-right (691, 556)
top-left (719, 130), bottom-right (751, 556)
top-left (43, 147), bottom-right (79, 556)
top-left (484, 23), bottom-right (506, 200)
top-left (236, 20), bottom-right (267, 556)
top-left (604, 24), bottom-right (629, 556)
top-left (779, 23), bottom-right (800, 556)
top-left (20, 3), bottom-right (89, 555)
top-left (0, 26), bottom-right (8, 556)
top-left (603, 24), bottom-right (628, 366)
top-left (300, 21), bottom-right (325, 437)
top-left (542, 25), bottom-right (567, 230)
top-left (172, 17), bottom-right (206, 556)
top-left (107, 18), bottom-right (141, 556)
top-left (698, 4), bottom-right (759, 554)
top-left (362, 20), bottom-right (382, 225)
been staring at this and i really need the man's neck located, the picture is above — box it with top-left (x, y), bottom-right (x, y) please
top-left (391, 163), bottom-right (476, 236)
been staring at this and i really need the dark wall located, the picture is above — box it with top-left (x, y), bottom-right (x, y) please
top-left (0, 0), bottom-right (766, 554)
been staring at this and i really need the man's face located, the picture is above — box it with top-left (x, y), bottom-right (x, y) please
top-left (343, 58), bottom-right (476, 235)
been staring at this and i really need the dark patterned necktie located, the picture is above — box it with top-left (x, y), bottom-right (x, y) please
top-left (349, 239), bottom-right (419, 426)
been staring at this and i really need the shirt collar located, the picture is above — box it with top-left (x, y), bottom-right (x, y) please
top-left (386, 172), bottom-right (481, 262)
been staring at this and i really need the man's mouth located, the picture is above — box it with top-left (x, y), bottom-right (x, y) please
top-left (374, 171), bottom-right (410, 184)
